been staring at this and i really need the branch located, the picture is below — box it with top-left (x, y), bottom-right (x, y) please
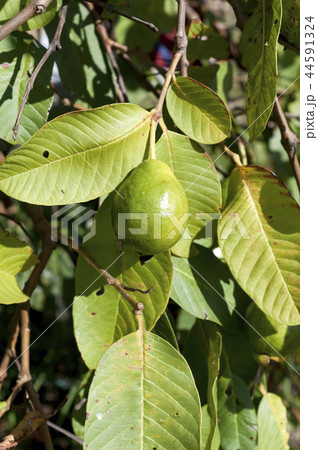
top-left (12, 1), bottom-right (69, 140)
top-left (0, 0), bottom-right (55, 42)
top-left (175, 0), bottom-right (189, 76)
top-left (0, 309), bottom-right (20, 389)
top-left (84, 2), bottom-right (128, 103)
top-left (82, 0), bottom-right (158, 32)
top-left (272, 99), bottom-right (300, 188)
top-left (47, 421), bottom-right (83, 445)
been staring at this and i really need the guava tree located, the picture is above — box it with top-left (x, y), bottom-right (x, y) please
top-left (0, 0), bottom-right (300, 448)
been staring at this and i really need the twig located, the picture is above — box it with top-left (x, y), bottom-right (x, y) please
top-left (175, 0), bottom-right (189, 76)
top-left (47, 421), bottom-right (83, 445)
top-left (82, 0), bottom-right (158, 32)
top-left (250, 364), bottom-right (263, 400)
top-left (84, 2), bottom-right (128, 103)
top-left (0, 310), bottom-right (20, 389)
top-left (12, 1), bottom-right (69, 140)
top-left (273, 99), bottom-right (300, 188)
top-left (0, 0), bottom-right (55, 41)
top-left (50, 81), bottom-right (86, 110)
top-left (17, 205), bottom-right (57, 450)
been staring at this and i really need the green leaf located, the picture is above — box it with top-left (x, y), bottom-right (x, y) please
top-left (73, 197), bottom-right (172, 369)
top-left (240, 0), bottom-right (282, 141)
top-left (218, 352), bottom-right (257, 450)
top-left (0, 104), bottom-right (151, 205)
top-left (0, 0), bottom-right (57, 30)
top-left (156, 130), bottom-right (222, 257)
top-left (166, 76), bottom-right (231, 144)
top-left (187, 21), bottom-right (230, 62)
top-left (0, 32), bottom-right (54, 145)
top-left (84, 330), bottom-right (201, 449)
top-left (258, 390), bottom-right (289, 449)
top-left (171, 245), bottom-right (249, 327)
top-left (218, 166), bottom-right (299, 325)
top-left (46, 2), bottom-right (114, 108)
top-left (153, 311), bottom-right (179, 350)
top-left (0, 227), bottom-right (39, 304)
top-left (184, 320), bottom-right (221, 449)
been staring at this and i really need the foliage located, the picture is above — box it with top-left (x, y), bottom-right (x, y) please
top-left (0, 0), bottom-right (300, 449)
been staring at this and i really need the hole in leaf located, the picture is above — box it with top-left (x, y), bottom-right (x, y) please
top-left (42, 150), bottom-right (49, 158)
top-left (96, 286), bottom-right (105, 296)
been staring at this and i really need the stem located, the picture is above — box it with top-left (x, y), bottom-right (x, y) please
top-left (153, 52), bottom-right (182, 120)
top-left (175, 0), bottom-right (189, 76)
top-left (47, 421), bottom-right (83, 445)
top-left (0, 0), bottom-right (55, 41)
top-left (149, 119), bottom-right (157, 159)
top-left (50, 81), bottom-right (86, 110)
top-left (82, 0), bottom-right (158, 32)
top-left (12, 1), bottom-right (69, 140)
top-left (0, 309), bottom-right (20, 389)
top-left (273, 99), bottom-right (300, 188)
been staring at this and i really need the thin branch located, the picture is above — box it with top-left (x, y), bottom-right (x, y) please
top-left (0, 309), bottom-right (20, 389)
top-left (175, 0), bottom-right (189, 76)
top-left (82, 0), bottom-right (158, 32)
top-left (84, 2), bottom-right (128, 103)
top-left (12, 1), bottom-right (69, 140)
top-left (47, 421), bottom-right (83, 445)
top-left (0, 0), bottom-right (55, 42)
top-left (50, 81), bottom-right (86, 110)
top-left (222, 144), bottom-right (242, 166)
top-left (273, 99), bottom-right (300, 188)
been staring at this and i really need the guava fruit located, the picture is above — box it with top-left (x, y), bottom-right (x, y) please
top-left (111, 159), bottom-right (189, 255)
top-left (246, 302), bottom-right (300, 358)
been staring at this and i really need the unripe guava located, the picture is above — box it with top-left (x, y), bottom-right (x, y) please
top-left (246, 302), bottom-right (300, 358)
top-left (111, 159), bottom-right (189, 255)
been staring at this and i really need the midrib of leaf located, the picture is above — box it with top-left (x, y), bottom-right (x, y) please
top-left (240, 168), bottom-right (292, 313)
top-left (3, 109), bottom-right (152, 180)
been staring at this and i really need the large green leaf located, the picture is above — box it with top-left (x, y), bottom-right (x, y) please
top-left (73, 197), bottom-right (172, 369)
top-left (240, 0), bottom-right (282, 141)
top-left (0, 0), bottom-right (57, 30)
top-left (0, 32), bottom-right (54, 145)
top-left (46, 2), bottom-right (114, 108)
top-left (0, 227), bottom-right (39, 304)
top-left (171, 245), bottom-right (249, 327)
top-left (217, 352), bottom-right (257, 450)
top-left (0, 104), bottom-right (151, 205)
top-left (156, 131), bottom-right (222, 257)
top-left (258, 390), bottom-right (289, 449)
top-left (218, 166), bottom-right (300, 326)
top-left (166, 76), bottom-right (231, 144)
top-left (84, 330), bottom-right (201, 449)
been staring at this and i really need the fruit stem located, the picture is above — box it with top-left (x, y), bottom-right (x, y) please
top-left (153, 51), bottom-right (182, 120)
top-left (149, 118), bottom-right (157, 159)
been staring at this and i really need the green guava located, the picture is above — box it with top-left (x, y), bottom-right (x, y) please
top-left (246, 302), bottom-right (300, 358)
top-left (111, 159), bottom-right (189, 255)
